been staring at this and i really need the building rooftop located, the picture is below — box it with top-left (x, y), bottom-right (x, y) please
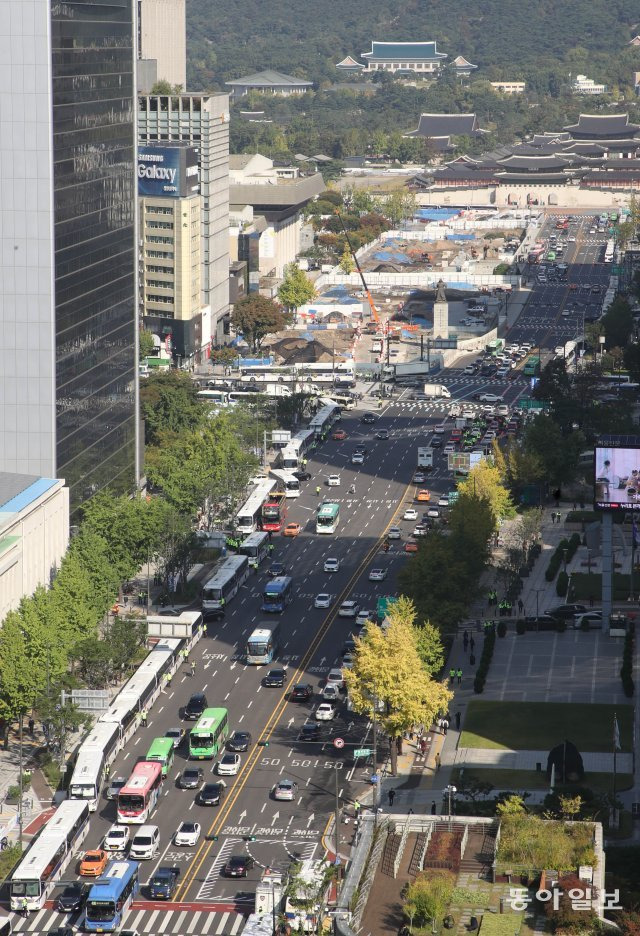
top-left (451, 55), bottom-right (477, 68)
top-left (563, 113), bottom-right (640, 136)
top-left (0, 473), bottom-right (59, 531)
top-left (362, 41), bottom-right (447, 61)
top-left (336, 56), bottom-right (365, 70)
top-left (225, 70), bottom-right (313, 89)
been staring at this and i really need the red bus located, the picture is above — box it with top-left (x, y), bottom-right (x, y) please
top-left (527, 248), bottom-right (544, 264)
top-left (261, 492), bottom-right (287, 532)
top-left (117, 761), bottom-right (163, 824)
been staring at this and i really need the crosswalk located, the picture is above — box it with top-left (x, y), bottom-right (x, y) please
top-left (8, 906), bottom-right (246, 935)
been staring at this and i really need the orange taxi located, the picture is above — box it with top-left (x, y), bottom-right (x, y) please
top-left (332, 429), bottom-right (347, 441)
top-left (283, 522), bottom-right (302, 537)
top-left (415, 489), bottom-right (431, 502)
top-left (79, 849), bottom-right (109, 877)
top-left (404, 541), bottom-right (419, 553)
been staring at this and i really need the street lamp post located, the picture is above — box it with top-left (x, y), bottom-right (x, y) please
top-left (445, 784), bottom-right (457, 830)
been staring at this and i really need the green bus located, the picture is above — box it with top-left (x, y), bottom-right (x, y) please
top-left (316, 502), bottom-right (340, 534)
top-left (523, 356), bottom-right (541, 376)
top-left (188, 708), bottom-right (229, 760)
top-left (545, 251), bottom-right (556, 262)
top-left (145, 737), bottom-right (175, 777)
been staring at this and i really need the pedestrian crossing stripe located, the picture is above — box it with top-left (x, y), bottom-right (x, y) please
top-left (8, 907), bottom-right (246, 935)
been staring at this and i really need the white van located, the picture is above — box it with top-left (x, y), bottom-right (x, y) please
top-left (130, 825), bottom-right (160, 860)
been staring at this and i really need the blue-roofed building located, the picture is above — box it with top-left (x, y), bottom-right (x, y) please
top-left (0, 473), bottom-right (68, 625)
top-left (361, 41), bottom-right (447, 75)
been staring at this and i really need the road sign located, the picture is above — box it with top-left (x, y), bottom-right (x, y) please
top-left (377, 596), bottom-right (398, 620)
top-left (448, 452), bottom-right (470, 471)
top-left (333, 737), bottom-right (345, 749)
top-left (354, 748), bottom-right (372, 758)
top-left (370, 774), bottom-right (379, 784)
top-left (448, 491), bottom-right (459, 505)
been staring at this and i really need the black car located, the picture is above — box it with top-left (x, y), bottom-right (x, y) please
top-left (179, 767), bottom-right (204, 789)
top-left (376, 430), bottom-right (389, 440)
top-left (299, 721), bottom-right (321, 741)
top-left (185, 692), bottom-right (208, 720)
top-left (55, 882), bottom-right (89, 914)
top-left (290, 683), bottom-right (313, 703)
top-left (430, 437), bottom-right (442, 448)
top-left (268, 561), bottom-right (286, 577)
top-left (293, 469), bottom-right (311, 482)
top-left (361, 413), bottom-right (376, 424)
top-left (263, 668), bottom-right (286, 688)
top-left (148, 866), bottom-right (180, 900)
top-left (197, 782), bottom-right (225, 806)
top-left (227, 731), bottom-right (252, 752)
top-left (342, 638), bottom-right (357, 657)
top-left (546, 603), bottom-right (587, 621)
top-left (224, 854), bottom-right (254, 877)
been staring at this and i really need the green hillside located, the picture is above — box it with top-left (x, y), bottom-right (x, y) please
top-left (187, 0), bottom-right (640, 90)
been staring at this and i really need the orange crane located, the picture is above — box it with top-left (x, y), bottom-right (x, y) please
top-left (334, 211), bottom-right (381, 328)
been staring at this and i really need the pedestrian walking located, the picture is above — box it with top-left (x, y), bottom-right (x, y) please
top-left (517, 598), bottom-right (524, 615)
top-left (166, 672), bottom-right (172, 688)
top-left (463, 630), bottom-right (469, 651)
top-left (316, 486), bottom-right (321, 496)
top-left (470, 635), bottom-right (475, 652)
top-left (442, 719), bottom-right (449, 736)
top-left (141, 708), bottom-right (148, 727)
top-left (550, 512), bottom-right (555, 525)
top-left (455, 711), bottom-right (461, 731)
top-left (28, 717), bottom-right (35, 737)
top-left (435, 752), bottom-right (441, 771)
top-left (354, 800), bottom-right (361, 817)
top-left (420, 738), bottom-right (427, 755)
top-left (437, 716), bottom-right (443, 734)
top-left (388, 789), bottom-right (396, 807)
top-left (20, 896), bottom-right (29, 918)
top-left (431, 800), bottom-right (437, 815)
top-left (456, 668), bottom-right (462, 685)
top-left (449, 667), bottom-right (455, 682)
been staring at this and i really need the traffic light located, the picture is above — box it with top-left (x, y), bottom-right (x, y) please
top-left (244, 834), bottom-right (257, 842)
top-left (206, 834), bottom-right (219, 841)
top-left (258, 740), bottom-right (269, 747)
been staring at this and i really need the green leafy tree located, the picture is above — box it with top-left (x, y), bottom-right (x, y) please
top-left (338, 246), bottom-right (355, 274)
top-left (457, 462), bottom-right (515, 528)
top-left (277, 263), bottom-right (316, 311)
top-left (0, 611), bottom-right (44, 722)
top-left (72, 639), bottom-right (113, 689)
top-left (139, 329), bottom-right (155, 359)
top-left (403, 872), bottom-right (455, 930)
top-left (602, 295), bottom-right (633, 349)
top-left (140, 371), bottom-right (204, 446)
top-left (524, 415), bottom-right (585, 486)
top-left (36, 694), bottom-right (91, 765)
top-left (344, 597), bottom-right (452, 775)
top-left (413, 621), bottom-right (445, 675)
top-left (382, 189), bottom-right (417, 226)
top-left (51, 528), bottom-right (121, 639)
top-left (230, 295), bottom-right (293, 351)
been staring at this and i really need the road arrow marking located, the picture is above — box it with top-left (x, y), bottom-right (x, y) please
top-left (271, 811), bottom-right (280, 826)
top-left (307, 813), bottom-right (315, 828)
top-left (238, 810), bottom-right (247, 822)
top-left (287, 717), bottom-right (295, 729)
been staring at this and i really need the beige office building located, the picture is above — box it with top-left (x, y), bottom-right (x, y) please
top-left (138, 0), bottom-right (186, 88)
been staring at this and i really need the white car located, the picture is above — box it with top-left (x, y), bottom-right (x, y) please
top-left (554, 346), bottom-right (564, 355)
top-left (368, 568), bottom-right (387, 582)
top-left (356, 609), bottom-right (373, 627)
top-left (427, 507), bottom-right (441, 519)
top-left (216, 753), bottom-right (241, 776)
top-left (568, 236), bottom-right (576, 242)
top-left (314, 593), bottom-right (331, 609)
top-left (315, 703), bottom-right (336, 721)
top-left (327, 474), bottom-right (341, 486)
top-left (174, 821), bottom-right (201, 847)
top-left (351, 453), bottom-right (364, 465)
top-left (322, 684), bottom-right (341, 702)
top-left (326, 668), bottom-right (345, 690)
top-left (339, 600), bottom-right (359, 618)
top-left (104, 824), bottom-right (130, 852)
top-left (438, 496), bottom-right (449, 507)
top-left (464, 365), bottom-right (476, 374)
top-left (387, 526), bottom-right (401, 539)
top-left (273, 779), bottom-right (298, 801)
top-left (433, 424), bottom-right (446, 434)
top-left (444, 443), bottom-right (456, 454)
top-left (403, 508), bottom-right (418, 521)
top-left (324, 557), bottom-right (340, 573)
top-left (479, 393), bottom-right (501, 403)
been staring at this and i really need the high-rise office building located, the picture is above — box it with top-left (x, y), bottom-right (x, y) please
top-left (138, 0), bottom-right (186, 89)
top-left (138, 94), bottom-right (231, 345)
top-left (0, 0), bottom-right (139, 514)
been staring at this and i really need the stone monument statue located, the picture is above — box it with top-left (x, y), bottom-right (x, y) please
top-left (435, 279), bottom-right (447, 302)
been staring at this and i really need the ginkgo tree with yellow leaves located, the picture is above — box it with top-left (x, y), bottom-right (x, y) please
top-left (343, 597), bottom-right (452, 776)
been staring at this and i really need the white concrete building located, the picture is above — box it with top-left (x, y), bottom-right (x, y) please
top-left (0, 474), bottom-right (69, 626)
top-left (573, 75), bottom-right (608, 95)
top-left (138, 0), bottom-right (186, 88)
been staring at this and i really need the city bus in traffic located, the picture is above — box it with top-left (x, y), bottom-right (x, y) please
top-left (523, 356), bottom-right (540, 376)
top-left (10, 800), bottom-right (90, 910)
top-left (235, 479), bottom-right (277, 534)
top-left (188, 708), bottom-right (229, 759)
top-left (84, 861), bottom-right (139, 933)
top-left (261, 491), bottom-right (287, 532)
top-left (246, 625), bottom-right (281, 664)
top-left (276, 428), bottom-right (316, 470)
top-left (316, 502), bottom-right (340, 534)
top-left (604, 239), bottom-right (615, 262)
top-left (309, 403), bottom-right (341, 439)
top-left (239, 530), bottom-right (271, 569)
top-left (68, 721), bottom-right (123, 811)
top-left (117, 761), bottom-right (163, 824)
top-left (262, 576), bottom-right (294, 613)
top-left (269, 468), bottom-right (301, 497)
top-left (144, 737), bottom-right (175, 778)
top-left (201, 554), bottom-right (250, 613)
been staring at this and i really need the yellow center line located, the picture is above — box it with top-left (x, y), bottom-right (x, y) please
top-left (175, 476), bottom-right (414, 901)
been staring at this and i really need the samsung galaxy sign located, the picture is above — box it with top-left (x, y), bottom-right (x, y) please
top-left (138, 146), bottom-right (199, 198)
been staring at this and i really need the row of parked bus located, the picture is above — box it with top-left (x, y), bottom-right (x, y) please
top-left (9, 628), bottom-right (203, 918)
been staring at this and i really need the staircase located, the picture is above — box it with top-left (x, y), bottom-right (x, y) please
top-left (407, 830), bottom-right (429, 877)
top-left (380, 830), bottom-right (402, 877)
top-left (460, 825), bottom-right (497, 879)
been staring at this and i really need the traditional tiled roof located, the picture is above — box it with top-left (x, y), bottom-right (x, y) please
top-left (563, 113), bottom-right (640, 137)
top-left (451, 55), bottom-right (477, 69)
top-left (362, 41), bottom-right (447, 62)
top-left (496, 154), bottom-right (573, 170)
top-left (560, 142), bottom-right (608, 155)
top-left (336, 56), bottom-right (365, 70)
top-left (407, 112), bottom-right (482, 139)
top-left (226, 70), bottom-right (313, 89)
top-left (530, 133), bottom-right (571, 146)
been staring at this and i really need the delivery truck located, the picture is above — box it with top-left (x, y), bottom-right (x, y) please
top-left (423, 384), bottom-right (452, 399)
top-left (383, 361), bottom-right (433, 380)
top-left (417, 447), bottom-right (434, 469)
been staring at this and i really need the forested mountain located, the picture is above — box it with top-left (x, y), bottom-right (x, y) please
top-left (187, 0), bottom-right (640, 90)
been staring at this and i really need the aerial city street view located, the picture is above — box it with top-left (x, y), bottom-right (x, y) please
top-left (2, 2), bottom-right (640, 936)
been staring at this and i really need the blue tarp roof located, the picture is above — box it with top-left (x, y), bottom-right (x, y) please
top-left (446, 233), bottom-right (475, 241)
top-left (0, 478), bottom-right (58, 514)
top-left (416, 208), bottom-right (460, 221)
top-left (372, 250), bottom-right (412, 264)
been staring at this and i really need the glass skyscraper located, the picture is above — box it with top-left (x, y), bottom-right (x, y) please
top-left (0, 0), bottom-right (139, 514)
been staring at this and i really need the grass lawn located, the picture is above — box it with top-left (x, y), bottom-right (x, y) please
top-left (460, 701), bottom-right (633, 752)
top-left (451, 767), bottom-right (633, 793)
top-left (569, 572), bottom-right (638, 602)
top-left (479, 913), bottom-right (523, 936)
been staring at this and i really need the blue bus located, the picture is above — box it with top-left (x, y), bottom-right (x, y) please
top-left (262, 576), bottom-right (293, 613)
top-left (84, 860), bottom-right (139, 932)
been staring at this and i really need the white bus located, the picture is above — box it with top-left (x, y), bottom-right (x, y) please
top-left (309, 403), bottom-right (341, 439)
top-left (604, 239), bottom-right (614, 263)
top-left (235, 479), bottom-right (277, 534)
top-left (239, 530), bottom-right (271, 568)
top-left (276, 429), bottom-right (317, 470)
top-left (246, 624), bottom-right (280, 665)
top-left (10, 800), bottom-right (90, 910)
top-left (269, 469), bottom-right (301, 498)
top-left (201, 554), bottom-right (250, 612)
top-left (68, 721), bottom-right (123, 811)
top-left (197, 389), bottom-right (229, 405)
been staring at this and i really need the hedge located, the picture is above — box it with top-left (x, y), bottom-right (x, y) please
top-left (545, 537), bottom-right (569, 581)
top-left (621, 629), bottom-right (635, 697)
top-left (556, 570), bottom-right (569, 598)
top-left (473, 626), bottom-right (496, 694)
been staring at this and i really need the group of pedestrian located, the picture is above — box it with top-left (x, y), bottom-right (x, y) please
top-left (436, 715), bottom-right (449, 735)
top-left (550, 511), bottom-right (562, 525)
top-left (486, 589), bottom-right (498, 606)
top-left (448, 667), bottom-right (463, 686)
top-left (498, 598), bottom-right (513, 616)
